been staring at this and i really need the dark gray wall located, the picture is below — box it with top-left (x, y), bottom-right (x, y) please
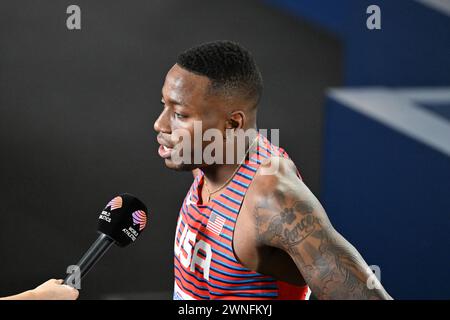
top-left (0, 0), bottom-right (341, 298)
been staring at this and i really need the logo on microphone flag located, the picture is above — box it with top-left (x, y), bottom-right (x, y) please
top-left (132, 210), bottom-right (147, 231)
top-left (106, 196), bottom-right (123, 211)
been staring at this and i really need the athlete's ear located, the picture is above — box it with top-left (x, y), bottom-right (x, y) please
top-left (226, 111), bottom-right (246, 131)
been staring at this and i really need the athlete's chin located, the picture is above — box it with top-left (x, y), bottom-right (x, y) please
top-left (163, 158), bottom-right (197, 172)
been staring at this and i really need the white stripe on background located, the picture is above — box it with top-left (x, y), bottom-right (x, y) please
top-left (415, 0), bottom-right (450, 17)
top-left (328, 87), bottom-right (450, 157)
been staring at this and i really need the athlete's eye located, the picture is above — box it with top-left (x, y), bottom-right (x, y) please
top-left (174, 112), bottom-right (187, 119)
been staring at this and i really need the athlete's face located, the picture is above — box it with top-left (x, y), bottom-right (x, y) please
top-left (154, 64), bottom-right (230, 171)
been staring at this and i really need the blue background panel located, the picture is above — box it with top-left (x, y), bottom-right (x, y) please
top-left (321, 97), bottom-right (450, 299)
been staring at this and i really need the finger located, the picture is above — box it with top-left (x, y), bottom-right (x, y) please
top-left (62, 284), bottom-right (78, 291)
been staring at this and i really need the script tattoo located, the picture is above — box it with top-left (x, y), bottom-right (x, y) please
top-left (255, 199), bottom-right (318, 248)
top-left (254, 195), bottom-right (389, 300)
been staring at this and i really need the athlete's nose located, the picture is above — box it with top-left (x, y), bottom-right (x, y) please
top-left (154, 107), bottom-right (171, 134)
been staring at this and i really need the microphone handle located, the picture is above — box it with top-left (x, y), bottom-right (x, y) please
top-left (64, 233), bottom-right (114, 285)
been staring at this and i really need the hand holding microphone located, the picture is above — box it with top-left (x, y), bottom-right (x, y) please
top-left (31, 279), bottom-right (79, 300)
top-left (64, 193), bottom-right (149, 288)
top-left (0, 279), bottom-right (79, 300)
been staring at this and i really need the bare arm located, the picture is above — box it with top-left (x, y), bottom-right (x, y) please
top-left (0, 279), bottom-right (79, 300)
top-left (253, 159), bottom-right (392, 300)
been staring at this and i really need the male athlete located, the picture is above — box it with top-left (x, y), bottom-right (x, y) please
top-left (154, 41), bottom-right (392, 300)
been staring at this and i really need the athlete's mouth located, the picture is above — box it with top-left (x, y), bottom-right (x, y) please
top-left (158, 144), bottom-right (173, 159)
top-left (157, 134), bottom-right (178, 159)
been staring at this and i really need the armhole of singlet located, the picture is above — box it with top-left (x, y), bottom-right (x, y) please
top-left (228, 155), bottom-right (272, 274)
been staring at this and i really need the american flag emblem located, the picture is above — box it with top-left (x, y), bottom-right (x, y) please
top-left (206, 213), bottom-right (225, 236)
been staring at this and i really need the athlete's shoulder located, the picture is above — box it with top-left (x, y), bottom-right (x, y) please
top-left (238, 156), bottom-right (313, 247)
top-left (251, 156), bottom-right (303, 198)
top-left (192, 168), bottom-right (201, 179)
top-left (240, 156), bottom-right (310, 225)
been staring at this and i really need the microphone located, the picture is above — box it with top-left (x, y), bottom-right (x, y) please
top-left (64, 193), bottom-right (148, 287)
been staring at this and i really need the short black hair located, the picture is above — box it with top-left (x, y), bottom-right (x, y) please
top-left (177, 40), bottom-right (263, 107)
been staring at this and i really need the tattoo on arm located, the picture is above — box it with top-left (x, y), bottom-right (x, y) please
top-left (254, 198), bottom-right (389, 300)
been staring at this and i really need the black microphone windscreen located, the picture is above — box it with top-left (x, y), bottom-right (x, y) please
top-left (98, 193), bottom-right (148, 247)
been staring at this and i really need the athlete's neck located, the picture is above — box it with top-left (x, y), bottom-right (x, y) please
top-left (201, 126), bottom-right (257, 192)
top-left (201, 163), bottom-right (241, 192)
